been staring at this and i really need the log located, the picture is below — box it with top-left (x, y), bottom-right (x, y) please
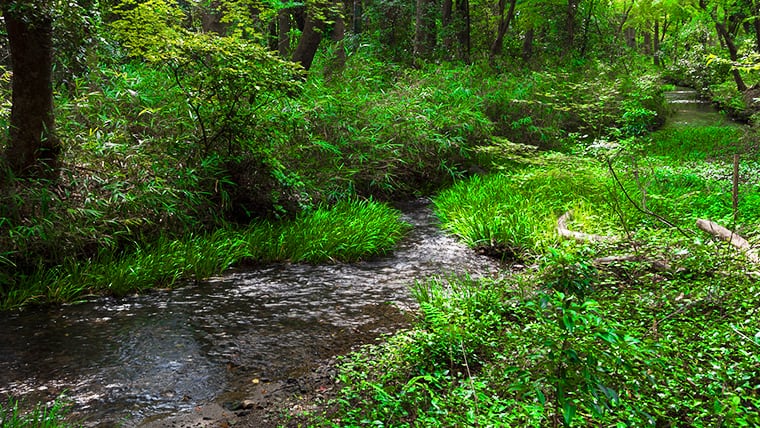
top-left (696, 218), bottom-right (759, 263)
top-left (557, 211), bottom-right (614, 243)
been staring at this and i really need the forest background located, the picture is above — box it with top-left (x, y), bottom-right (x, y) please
top-left (1, 0), bottom-right (759, 426)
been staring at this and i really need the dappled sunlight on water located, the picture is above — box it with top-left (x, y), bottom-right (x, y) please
top-left (0, 200), bottom-right (500, 426)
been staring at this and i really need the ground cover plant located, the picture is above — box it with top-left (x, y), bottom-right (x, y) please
top-left (307, 88), bottom-right (760, 426)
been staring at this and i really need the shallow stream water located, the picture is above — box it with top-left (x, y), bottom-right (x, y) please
top-left (0, 200), bottom-right (501, 426)
top-left (663, 87), bottom-right (735, 127)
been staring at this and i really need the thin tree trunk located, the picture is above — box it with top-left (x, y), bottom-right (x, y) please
top-left (329, 11), bottom-right (346, 71)
top-left (442, 0), bottom-right (453, 52)
top-left (352, 0), bottom-right (362, 34)
top-left (2, 6), bottom-right (60, 179)
top-left (522, 26), bottom-right (534, 61)
top-left (653, 19), bottom-right (660, 66)
top-left (456, 0), bottom-right (470, 63)
top-left (490, 0), bottom-right (517, 57)
top-left (715, 21), bottom-right (748, 91)
top-left (566, 0), bottom-right (579, 51)
top-left (415, 0), bottom-right (437, 59)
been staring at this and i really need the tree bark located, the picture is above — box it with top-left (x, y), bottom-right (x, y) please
top-left (291, 6), bottom-right (326, 71)
top-left (2, 4), bottom-right (60, 179)
top-left (456, 0), bottom-right (470, 63)
top-left (442, 0), bottom-right (453, 53)
top-left (352, 0), bottom-right (362, 34)
top-left (565, 0), bottom-right (579, 52)
top-left (522, 26), bottom-right (534, 61)
top-left (489, 0), bottom-right (516, 57)
top-left (328, 10), bottom-right (346, 71)
top-left (697, 219), bottom-right (759, 263)
top-left (653, 19), bottom-right (660, 66)
top-left (414, 0), bottom-right (437, 59)
top-left (278, 2), bottom-right (292, 57)
top-left (715, 21), bottom-right (748, 92)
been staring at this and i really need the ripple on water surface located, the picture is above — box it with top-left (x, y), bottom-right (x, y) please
top-left (0, 201), bottom-right (500, 426)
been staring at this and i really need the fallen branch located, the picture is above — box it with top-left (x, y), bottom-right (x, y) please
top-left (696, 218), bottom-right (759, 264)
top-left (557, 211), bottom-right (614, 243)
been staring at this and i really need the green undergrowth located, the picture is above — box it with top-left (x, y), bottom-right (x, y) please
top-left (1, 199), bottom-right (409, 310)
top-left (318, 254), bottom-right (760, 426)
top-left (433, 132), bottom-right (760, 261)
top-left (307, 85), bottom-right (760, 426)
top-left (0, 396), bottom-right (73, 428)
top-left (433, 159), bottom-right (617, 257)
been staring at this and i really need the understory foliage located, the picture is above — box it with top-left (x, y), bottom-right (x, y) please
top-left (326, 260), bottom-right (759, 426)
top-left (0, 46), bottom-right (663, 306)
top-left (1, 199), bottom-right (409, 309)
top-left (313, 95), bottom-right (760, 426)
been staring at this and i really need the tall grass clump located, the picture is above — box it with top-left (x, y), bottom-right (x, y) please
top-left (433, 161), bottom-right (616, 258)
top-left (1, 199), bottom-right (409, 309)
top-left (645, 126), bottom-right (746, 161)
top-left (267, 199), bottom-right (412, 263)
top-left (0, 397), bottom-right (74, 428)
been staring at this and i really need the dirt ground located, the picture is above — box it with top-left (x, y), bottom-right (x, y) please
top-left (139, 356), bottom-right (341, 428)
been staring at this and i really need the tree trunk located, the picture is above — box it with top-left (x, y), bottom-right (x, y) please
top-left (643, 29), bottom-right (651, 55)
top-left (522, 26), bottom-right (534, 61)
top-left (653, 19), bottom-right (660, 66)
top-left (200, 1), bottom-right (228, 34)
top-left (715, 21), bottom-right (748, 92)
top-left (489, 0), bottom-right (516, 57)
top-left (565, 0), bottom-right (579, 51)
top-left (456, 0), bottom-right (470, 63)
top-left (414, 0), bottom-right (437, 59)
top-left (442, 0), bottom-right (453, 52)
top-left (291, 7), bottom-right (326, 70)
top-left (352, 0), bottom-right (362, 34)
top-left (328, 11), bottom-right (346, 72)
top-left (2, 5), bottom-right (60, 179)
top-left (278, 3), bottom-right (293, 57)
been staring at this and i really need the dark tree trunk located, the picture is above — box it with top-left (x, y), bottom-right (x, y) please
top-left (653, 19), bottom-right (661, 66)
top-left (566, 0), bottom-right (579, 51)
top-left (456, 0), bottom-right (470, 63)
top-left (624, 27), bottom-right (636, 48)
top-left (200, 1), bottom-right (228, 34)
top-left (522, 26), bottom-right (534, 61)
top-left (578, 0), bottom-right (594, 57)
top-left (490, 0), bottom-right (517, 57)
top-left (442, 0), bottom-right (453, 52)
top-left (292, 7), bottom-right (326, 70)
top-left (643, 28), bottom-right (651, 54)
top-left (278, 3), bottom-right (292, 57)
top-left (414, 0), bottom-right (437, 59)
top-left (715, 21), bottom-right (748, 92)
top-left (615, 0), bottom-right (634, 41)
top-left (352, 0), bottom-right (362, 34)
top-left (328, 11), bottom-right (346, 71)
top-left (2, 5), bottom-right (60, 179)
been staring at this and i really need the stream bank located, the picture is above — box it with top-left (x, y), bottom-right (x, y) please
top-left (0, 200), bottom-right (500, 427)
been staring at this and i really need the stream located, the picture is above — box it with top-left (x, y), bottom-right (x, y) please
top-left (0, 200), bottom-right (501, 426)
top-left (663, 86), bottom-right (735, 127)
